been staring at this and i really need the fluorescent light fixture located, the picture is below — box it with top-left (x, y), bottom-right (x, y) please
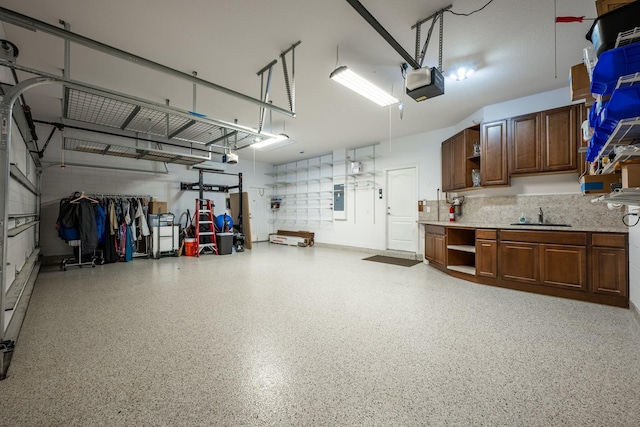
top-left (449, 66), bottom-right (475, 81)
top-left (330, 66), bottom-right (399, 107)
top-left (251, 133), bottom-right (289, 149)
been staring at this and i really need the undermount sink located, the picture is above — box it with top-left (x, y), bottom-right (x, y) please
top-left (510, 223), bottom-right (571, 227)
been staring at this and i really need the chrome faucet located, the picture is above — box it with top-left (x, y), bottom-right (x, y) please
top-left (538, 207), bottom-right (544, 224)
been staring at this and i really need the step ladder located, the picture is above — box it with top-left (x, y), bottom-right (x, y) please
top-left (195, 198), bottom-right (218, 256)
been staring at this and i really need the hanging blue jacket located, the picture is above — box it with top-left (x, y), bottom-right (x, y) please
top-left (95, 203), bottom-right (106, 243)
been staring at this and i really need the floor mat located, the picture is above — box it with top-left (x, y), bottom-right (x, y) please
top-left (362, 255), bottom-right (422, 267)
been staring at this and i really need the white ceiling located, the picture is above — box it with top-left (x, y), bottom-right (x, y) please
top-left (0, 0), bottom-right (596, 165)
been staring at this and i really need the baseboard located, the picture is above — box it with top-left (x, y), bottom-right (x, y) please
top-left (630, 300), bottom-right (640, 329)
top-left (313, 242), bottom-right (420, 260)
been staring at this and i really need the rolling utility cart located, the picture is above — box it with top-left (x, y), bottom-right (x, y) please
top-left (150, 213), bottom-right (179, 258)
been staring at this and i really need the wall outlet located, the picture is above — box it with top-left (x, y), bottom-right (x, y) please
top-left (426, 206), bottom-right (431, 213)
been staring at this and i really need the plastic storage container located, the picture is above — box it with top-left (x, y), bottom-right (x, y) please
top-left (184, 238), bottom-right (197, 256)
top-left (590, 42), bottom-right (640, 95)
top-left (586, 1), bottom-right (640, 57)
top-left (597, 84), bottom-right (640, 133)
top-left (216, 233), bottom-right (234, 255)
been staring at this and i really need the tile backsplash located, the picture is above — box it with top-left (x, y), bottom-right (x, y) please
top-left (419, 194), bottom-right (627, 230)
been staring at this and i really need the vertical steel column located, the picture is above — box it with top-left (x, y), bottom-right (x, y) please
top-left (192, 71), bottom-right (197, 112)
top-left (60, 20), bottom-right (70, 79)
top-left (238, 173), bottom-right (243, 234)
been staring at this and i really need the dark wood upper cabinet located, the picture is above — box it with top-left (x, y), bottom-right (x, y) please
top-left (452, 132), bottom-right (467, 189)
top-left (441, 138), bottom-right (453, 192)
top-left (480, 120), bottom-right (508, 186)
top-left (541, 105), bottom-right (578, 172)
top-left (441, 128), bottom-right (480, 192)
top-left (509, 105), bottom-right (578, 176)
top-left (510, 113), bottom-right (541, 174)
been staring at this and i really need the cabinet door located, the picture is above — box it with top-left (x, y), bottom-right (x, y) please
top-left (591, 247), bottom-right (628, 297)
top-left (541, 106), bottom-right (577, 172)
top-left (509, 113), bottom-right (541, 174)
top-left (441, 139), bottom-right (453, 192)
top-left (452, 132), bottom-right (466, 189)
top-left (476, 239), bottom-right (497, 278)
top-left (480, 120), bottom-right (509, 186)
top-left (434, 234), bottom-right (446, 266)
top-left (425, 233), bottom-right (436, 261)
top-left (499, 241), bottom-right (539, 284)
top-left (540, 244), bottom-right (587, 291)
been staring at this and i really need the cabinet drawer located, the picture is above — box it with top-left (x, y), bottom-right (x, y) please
top-left (476, 229), bottom-right (497, 240)
top-left (591, 233), bottom-right (626, 248)
top-left (499, 230), bottom-right (586, 245)
top-left (157, 226), bottom-right (176, 237)
top-left (424, 224), bottom-right (445, 235)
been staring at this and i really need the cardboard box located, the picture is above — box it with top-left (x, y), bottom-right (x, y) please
top-left (269, 234), bottom-right (310, 247)
top-left (580, 173), bottom-right (621, 194)
top-left (570, 63), bottom-right (596, 104)
top-left (148, 201), bottom-right (167, 214)
top-left (622, 163), bottom-right (640, 188)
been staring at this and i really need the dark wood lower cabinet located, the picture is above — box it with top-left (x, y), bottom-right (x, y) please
top-left (476, 239), bottom-right (497, 278)
top-left (540, 244), bottom-right (587, 291)
top-left (424, 226), bottom-right (446, 266)
top-left (499, 241), bottom-right (539, 284)
top-left (591, 247), bottom-right (628, 297)
top-left (423, 224), bottom-right (629, 307)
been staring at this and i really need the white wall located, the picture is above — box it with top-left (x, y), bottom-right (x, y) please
top-left (275, 86), bottom-right (594, 252)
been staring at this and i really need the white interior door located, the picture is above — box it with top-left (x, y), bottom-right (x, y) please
top-left (249, 187), bottom-right (269, 242)
top-left (386, 167), bottom-right (418, 252)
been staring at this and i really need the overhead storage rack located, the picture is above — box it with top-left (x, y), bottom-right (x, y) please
top-left (63, 87), bottom-right (256, 149)
top-left (63, 137), bottom-right (211, 166)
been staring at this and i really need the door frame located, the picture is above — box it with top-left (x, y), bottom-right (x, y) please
top-left (385, 164), bottom-right (419, 253)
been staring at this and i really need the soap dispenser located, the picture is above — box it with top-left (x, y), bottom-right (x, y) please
top-left (518, 213), bottom-right (527, 224)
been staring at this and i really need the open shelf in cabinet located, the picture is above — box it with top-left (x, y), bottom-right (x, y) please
top-left (446, 227), bottom-right (476, 275)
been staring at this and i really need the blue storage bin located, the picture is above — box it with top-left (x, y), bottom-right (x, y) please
top-left (597, 84), bottom-right (640, 133)
top-left (590, 43), bottom-right (640, 96)
top-left (589, 97), bottom-right (608, 129)
top-left (586, 131), bottom-right (610, 162)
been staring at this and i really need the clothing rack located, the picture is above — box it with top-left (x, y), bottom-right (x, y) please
top-left (86, 193), bottom-right (152, 200)
top-left (92, 193), bottom-right (153, 260)
top-left (61, 192), bottom-right (100, 270)
top-left (59, 192), bottom-right (154, 270)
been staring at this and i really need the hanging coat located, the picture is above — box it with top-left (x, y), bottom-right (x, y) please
top-left (135, 199), bottom-right (150, 237)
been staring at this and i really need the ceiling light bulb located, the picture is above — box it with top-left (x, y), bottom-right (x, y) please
top-left (466, 68), bottom-right (475, 78)
top-left (251, 133), bottom-right (288, 149)
top-left (457, 67), bottom-right (466, 80)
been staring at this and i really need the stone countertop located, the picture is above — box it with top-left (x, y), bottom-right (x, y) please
top-left (419, 221), bottom-right (628, 233)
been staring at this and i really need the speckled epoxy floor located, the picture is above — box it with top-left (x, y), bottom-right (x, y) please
top-left (1, 242), bottom-right (640, 426)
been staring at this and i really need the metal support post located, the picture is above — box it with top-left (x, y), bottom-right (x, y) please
top-left (238, 172), bottom-right (243, 235)
top-left (257, 60), bottom-right (276, 133)
top-left (60, 20), bottom-right (70, 79)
